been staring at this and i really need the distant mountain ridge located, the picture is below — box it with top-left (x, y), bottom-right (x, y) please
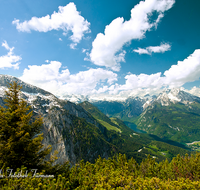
top-left (89, 87), bottom-right (200, 144)
top-left (91, 88), bottom-right (200, 122)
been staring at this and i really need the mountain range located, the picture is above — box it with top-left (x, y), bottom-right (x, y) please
top-left (92, 88), bottom-right (200, 145)
top-left (0, 74), bottom-right (197, 165)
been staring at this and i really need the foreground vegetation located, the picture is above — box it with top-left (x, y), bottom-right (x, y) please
top-left (1, 153), bottom-right (200, 189)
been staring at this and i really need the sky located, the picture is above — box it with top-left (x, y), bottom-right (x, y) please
top-left (0, 0), bottom-right (200, 100)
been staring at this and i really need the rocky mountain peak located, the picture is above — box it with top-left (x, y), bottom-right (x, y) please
top-left (0, 74), bottom-right (52, 96)
top-left (0, 74), bottom-right (114, 165)
top-left (155, 88), bottom-right (200, 106)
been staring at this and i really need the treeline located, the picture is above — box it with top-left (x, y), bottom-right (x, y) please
top-left (1, 152), bottom-right (200, 189)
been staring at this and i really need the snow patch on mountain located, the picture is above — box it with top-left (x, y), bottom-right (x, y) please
top-left (168, 92), bottom-right (181, 102)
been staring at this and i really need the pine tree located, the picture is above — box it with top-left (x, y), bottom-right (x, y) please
top-left (0, 81), bottom-right (51, 170)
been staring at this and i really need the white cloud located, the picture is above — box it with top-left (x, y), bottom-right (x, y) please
top-left (133, 48), bottom-right (149, 55)
top-left (82, 48), bottom-right (89, 53)
top-left (12, 2), bottom-right (90, 48)
top-left (70, 43), bottom-right (77, 49)
top-left (107, 72), bottom-right (163, 95)
top-left (20, 61), bottom-right (70, 83)
top-left (133, 43), bottom-right (171, 55)
top-left (164, 49), bottom-right (200, 87)
top-left (121, 72), bottom-right (163, 90)
top-left (2, 40), bottom-right (10, 50)
top-left (59, 38), bottom-right (62, 41)
top-left (90, 0), bottom-right (175, 71)
top-left (0, 41), bottom-right (21, 69)
top-left (185, 86), bottom-right (200, 97)
top-left (20, 61), bottom-right (117, 97)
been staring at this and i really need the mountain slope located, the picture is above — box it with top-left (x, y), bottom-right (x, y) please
top-left (136, 101), bottom-right (200, 143)
top-left (0, 75), bottom-right (117, 164)
top-left (79, 101), bottom-right (121, 132)
top-left (136, 89), bottom-right (200, 143)
top-left (79, 101), bottom-right (191, 162)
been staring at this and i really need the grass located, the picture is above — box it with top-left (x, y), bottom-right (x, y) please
top-left (110, 118), bottom-right (119, 126)
top-left (97, 119), bottom-right (121, 133)
top-left (148, 144), bottom-right (159, 150)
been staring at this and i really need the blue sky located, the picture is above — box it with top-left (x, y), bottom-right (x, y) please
top-left (0, 0), bottom-right (200, 100)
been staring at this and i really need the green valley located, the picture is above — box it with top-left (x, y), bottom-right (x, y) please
top-left (79, 101), bottom-right (191, 162)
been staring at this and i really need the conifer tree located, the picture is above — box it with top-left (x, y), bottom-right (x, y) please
top-left (0, 81), bottom-right (51, 169)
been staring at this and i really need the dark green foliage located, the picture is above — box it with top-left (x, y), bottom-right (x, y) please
top-left (79, 101), bottom-right (114, 125)
top-left (79, 101), bottom-right (121, 132)
top-left (0, 82), bottom-right (51, 170)
top-left (69, 115), bottom-right (116, 163)
top-left (2, 153), bottom-right (200, 189)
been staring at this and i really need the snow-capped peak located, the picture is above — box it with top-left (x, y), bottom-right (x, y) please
top-left (156, 88), bottom-right (200, 106)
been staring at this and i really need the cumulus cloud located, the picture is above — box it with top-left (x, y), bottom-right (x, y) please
top-left (185, 86), bottom-right (200, 97)
top-left (121, 72), bottom-right (163, 90)
top-left (12, 2), bottom-right (90, 48)
top-left (163, 49), bottom-right (200, 87)
top-left (20, 61), bottom-right (70, 83)
top-left (90, 0), bottom-right (175, 71)
top-left (20, 61), bottom-right (117, 97)
top-left (133, 43), bottom-right (171, 55)
top-left (107, 72), bottom-right (163, 95)
top-left (0, 41), bottom-right (21, 69)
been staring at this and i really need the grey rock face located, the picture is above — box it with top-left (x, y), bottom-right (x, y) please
top-left (0, 75), bottom-right (112, 165)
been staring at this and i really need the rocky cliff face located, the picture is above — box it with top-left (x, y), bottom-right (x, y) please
top-left (0, 75), bottom-right (114, 165)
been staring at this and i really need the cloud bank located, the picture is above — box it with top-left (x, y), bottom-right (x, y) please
top-left (185, 86), bottom-right (200, 97)
top-left (20, 61), bottom-right (117, 97)
top-left (19, 49), bottom-right (200, 99)
top-left (111, 49), bottom-right (200, 95)
top-left (12, 2), bottom-right (90, 48)
top-left (0, 41), bottom-right (21, 69)
top-left (90, 0), bottom-right (175, 71)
